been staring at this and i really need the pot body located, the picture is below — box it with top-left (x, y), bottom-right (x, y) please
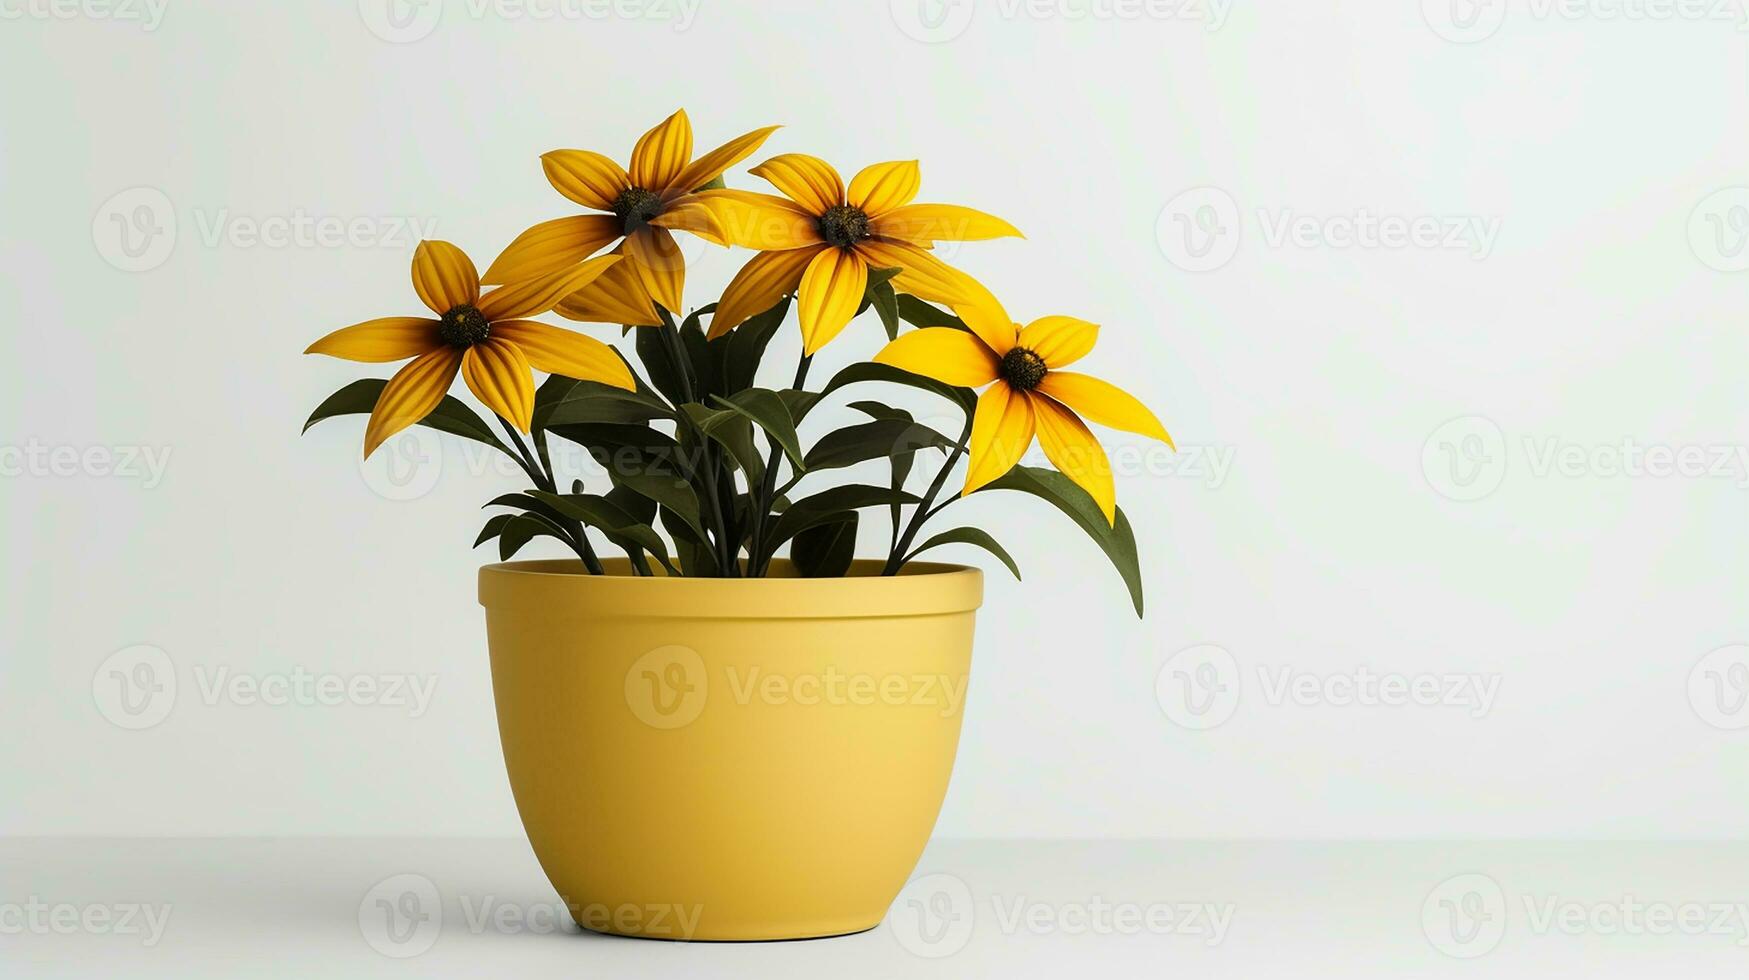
top-left (479, 558), bottom-right (982, 941)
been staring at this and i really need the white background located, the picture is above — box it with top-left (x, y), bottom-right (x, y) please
top-left (2, 0), bottom-right (1746, 841)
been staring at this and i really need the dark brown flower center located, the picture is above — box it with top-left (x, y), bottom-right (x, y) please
top-left (999, 347), bottom-right (1048, 391)
top-left (816, 204), bottom-right (871, 248)
top-left (437, 304), bottom-right (490, 347)
top-left (611, 186), bottom-right (664, 235)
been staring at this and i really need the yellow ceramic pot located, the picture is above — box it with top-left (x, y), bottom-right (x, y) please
top-left (479, 558), bottom-right (983, 942)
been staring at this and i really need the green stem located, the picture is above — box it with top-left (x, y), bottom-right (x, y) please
top-left (749, 352), bottom-right (812, 576)
top-left (500, 416), bottom-right (604, 575)
top-left (883, 420), bottom-right (971, 575)
top-left (657, 307), bottom-right (736, 576)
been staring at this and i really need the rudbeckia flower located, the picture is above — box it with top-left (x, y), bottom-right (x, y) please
top-left (700, 155), bottom-right (1021, 353)
top-left (873, 293), bottom-right (1172, 523)
top-left (306, 241), bottom-right (630, 458)
top-left (482, 109), bottom-right (779, 323)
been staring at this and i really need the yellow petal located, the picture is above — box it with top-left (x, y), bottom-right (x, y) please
top-left (694, 189), bottom-right (823, 250)
top-left (629, 109), bottom-right (693, 192)
top-left (480, 214), bottom-right (622, 285)
top-left (476, 254), bottom-right (621, 321)
top-left (649, 197), bottom-right (727, 246)
top-left (1035, 371), bottom-right (1174, 447)
top-left (554, 251), bottom-right (661, 327)
top-left (945, 283), bottom-right (1020, 355)
top-left (847, 160), bottom-right (921, 215)
top-left (491, 319), bottom-right (636, 391)
top-left (962, 383), bottom-right (1035, 495)
top-left (873, 327), bottom-right (1001, 388)
top-left (1031, 393), bottom-right (1116, 524)
top-left (410, 241), bottom-right (479, 314)
top-left (796, 247), bottom-right (868, 355)
top-left (749, 153), bottom-right (844, 214)
top-left (462, 338), bottom-right (536, 431)
top-left (621, 226), bottom-right (686, 314)
top-left (541, 149), bottom-right (630, 211)
top-left (709, 245), bottom-right (820, 339)
top-left (662, 124), bottom-right (781, 199)
top-left (363, 347), bottom-right (465, 459)
top-left (305, 317), bottom-right (440, 363)
top-left (1017, 315), bottom-right (1098, 369)
top-left (854, 237), bottom-right (986, 309)
top-left (869, 204), bottom-right (1022, 244)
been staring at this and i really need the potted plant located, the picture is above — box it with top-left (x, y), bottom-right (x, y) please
top-left (303, 110), bottom-right (1171, 941)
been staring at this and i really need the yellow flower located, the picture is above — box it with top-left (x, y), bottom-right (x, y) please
top-left (482, 109), bottom-right (779, 323)
top-left (699, 155), bottom-right (1021, 354)
top-left (306, 241), bottom-right (630, 458)
top-left (873, 292), bottom-right (1172, 523)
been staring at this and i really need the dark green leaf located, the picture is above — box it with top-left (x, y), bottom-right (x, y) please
top-left (870, 281), bottom-right (900, 340)
top-left (474, 513), bottom-right (514, 548)
top-left (711, 388), bottom-right (804, 470)
top-left (790, 361), bottom-right (978, 422)
top-left (304, 379), bottom-right (509, 455)
top-left (896, 294), bottom-right (968, 330)
top-left (527, 490), bottom-right (679, 575)
top-left (498, 513), bottom-right (568, 561)
top-left (905, 526), bottom-right (1022, 581)
top-left (538, 379), bottom-right (673, 427)
top-left (763, 484), bottom-right (920, 556)
top-left (718, 295), bottom-right (792, 395)
top-left (791, 511), bottom-right (859, 577)
top-left (980, 465), bottom-right (1144, 616)
top-left (803, 418), bottom-right (953, 472)
top-left (682, 404), bottom-right (765, 484)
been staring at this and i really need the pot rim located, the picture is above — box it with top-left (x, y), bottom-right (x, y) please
top-left (479, 558), bottom-right (984, 619)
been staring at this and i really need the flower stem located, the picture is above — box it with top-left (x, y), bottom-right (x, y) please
top-left (883, 417), bottom-right (972, 575)
top-left (749, 351), bottom-right (811, 576)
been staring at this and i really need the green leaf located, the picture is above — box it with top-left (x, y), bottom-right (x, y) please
top-left (693, 174), bottom-right (726, 192)
top-left (537, 378), bottom-right (673, 428)
top-left (980, 465), bottom-right (1144, 616)
top-left (802, 418), bottom-right (953, 472)
top-left (661, 506), bottom-right (717, 575)
top-left (905, 526), bottom-right (1022, 581)
top-left (498, 513), bottom-right (568, 561)
top-left (547, 423), bottom-right (711, 543)
top-left (763, 484), bottom-right (919, 556)
top-left (682, 403), bottom-right (766, 484)
top-left (474, 513), bottom-right (514, 548)
top-left (870, 280), bottom-right (900, 340)
top-left (304, 379), bottom-right (510, 455)
top-left (527, 490), bottom-right (679, 576)
top-left (791, 511), bottom-right (859, 577)
top-left (718, 295), bottom-right (792, 395)
top-left (896, 294), bottom-right (968, 330)
top-left (790, 361), bottom-right (977, 422)
top-left (711, 388), bottom-right (805, 471)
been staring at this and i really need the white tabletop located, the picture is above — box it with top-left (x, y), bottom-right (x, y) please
top-left (4, 837), bottom-right (1745, 977)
